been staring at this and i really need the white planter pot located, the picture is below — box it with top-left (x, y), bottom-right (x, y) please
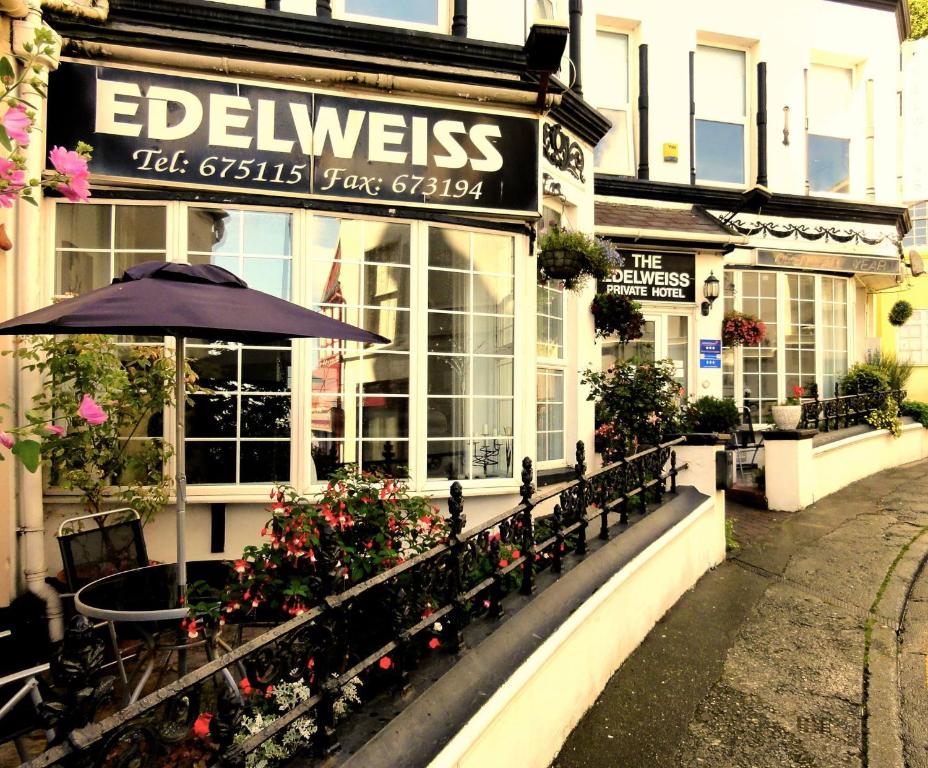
top-left (771, 404), bottom-right (802, 430)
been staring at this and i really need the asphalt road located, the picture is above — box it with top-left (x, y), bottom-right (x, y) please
top-left (553, 460), bottom-right (928, 768)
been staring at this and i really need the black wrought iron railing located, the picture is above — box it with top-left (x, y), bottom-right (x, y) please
top-left (799, 383), bottom-right (906, 432)
top-left (23, 438), bottom-right (685, 768)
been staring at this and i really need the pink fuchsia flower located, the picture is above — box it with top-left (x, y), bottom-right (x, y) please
top-left (77, 394), bottom-right (108, 425)
top-left (192, 712), bottom-right (212, 740)
top-left (44, 425), bottom-right (65, 436)
top-left (0, 432), bottom-right (12, 449)
top-left (1, 105), bottom-right (31, 146)
top-left (48, 146), bottom-right (90, 203)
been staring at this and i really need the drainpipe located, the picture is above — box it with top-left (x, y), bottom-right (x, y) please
top-left (11, 0), bottom-right (64, 641)
top-left (40, 0), bottom-right (108, 21)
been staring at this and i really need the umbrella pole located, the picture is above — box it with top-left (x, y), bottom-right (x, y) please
top-left (175, 335), bottom-right (187, 601)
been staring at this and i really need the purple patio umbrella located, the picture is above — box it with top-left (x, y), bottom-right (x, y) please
top-left (0, 260), bottom-right (389, 595)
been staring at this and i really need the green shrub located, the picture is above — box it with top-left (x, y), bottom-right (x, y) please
top-left (681, 396), bottom-right (740, 434)
top-left (840, 363), bottom-right (890, 394)
top-left (865, 350), bottom-right (913, 391)
top-left (866, 396), bottom-right (902, 438)
top-left (901, 400), bottom-right (928, 427)
top-left (582, 359), bottom-right (682, 461)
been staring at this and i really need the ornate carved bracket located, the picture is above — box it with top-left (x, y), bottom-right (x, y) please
top-left (543, 123), bottom-right (585, 183)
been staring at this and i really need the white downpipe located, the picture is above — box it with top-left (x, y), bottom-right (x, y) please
top-left (40, 0), bottom-right (107, 21)
top-left (13, 0), bottom-right (63, 641)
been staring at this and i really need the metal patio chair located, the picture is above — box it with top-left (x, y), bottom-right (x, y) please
top-left (734, 406), bottom-right (764, 481)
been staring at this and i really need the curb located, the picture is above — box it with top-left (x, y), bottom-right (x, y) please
top-left (865, 527), bottom-right (928, 768)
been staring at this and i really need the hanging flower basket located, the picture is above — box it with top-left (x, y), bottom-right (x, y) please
top-left (536, 227), bottom-right (622, 291)
top-left (723, 311), bottom-right (766, 347)
top-left (537, 248), bottom-right (587, 281)
top-left (889, 300), bottom-right (913, 327)
top-left (590, 292), bottom-right (645, 341)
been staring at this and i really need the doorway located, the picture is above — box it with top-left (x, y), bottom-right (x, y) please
top-left (601, 314), bottom-right (691, 394)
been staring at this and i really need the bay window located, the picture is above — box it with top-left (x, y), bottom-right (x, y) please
top-left (536, 282), bottom-right (565, 464)
top-left (51, 202), bottom-right (523, 493)
top-left (185, 208), bottom-right (294, 485)
top-left (723, 270), bottom-right (852, 422)
top-left (807, 64), bottom-right (853, 194)
top-left (695, 45), bottom-right (747, 185)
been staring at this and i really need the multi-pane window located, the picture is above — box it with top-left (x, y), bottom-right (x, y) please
top-left (695, 45), bottom-right (747, 184)
top-left (590, 30), bottom-right (633, 174)
top-left (342, 0), bottom-right (439, 28)
top-left (427, 228), bottom-right (515, 481)
top-left (602, 321), bottom-right (656, 369)
top-left (537, 282), bottom-right (565, 464)
top-left (808, 64), bottom-right (852, 194)
top-left (903, 202), bottom-right (928, 249)
top-left (53, 202), bottom-right (169, 484)
top-left (536, 369), bottom-right (564, 463)
top-left (740, 271), bottom-right (778, 422)
top-left (185, 208), bottom-right (293, 485)
top-left (897, 310), bottom-right (928, 365)
top-left (55, 204), bottom-right (167, 296)
top-left (725, 270), bottom-right (851, 419)
top-left (51, 204), bottom-right (523, 490)
top-left (784, 274), bottom-right (816, 397)
top-left (821, 277), bottom-right (848, 395)
top-left (308, 217), bottom-right (411, 481)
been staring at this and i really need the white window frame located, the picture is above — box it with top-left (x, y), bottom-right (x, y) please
top-left (335, 0), bottom-right (449, 33)
top-left (806, 62), bottom-right (855, 197)
top-left (694, 43), bottom-right (749, 188)
top-left (590, 27), bottom-right (635, 176)
top-left (897, 309), bottom-right (928, 365)
top-left (44, 200), bottom-right (528, 502)
top-left (536, 281), bottom-right (566, 468)
top-left (725, 270), bottom-right (855, 422)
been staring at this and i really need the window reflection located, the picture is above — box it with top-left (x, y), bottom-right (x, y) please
top-left (185, 207), bottom-right (293, 484)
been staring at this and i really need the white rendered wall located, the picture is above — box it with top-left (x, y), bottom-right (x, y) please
top-left (765, 423), bottom-right (928, 512)
top-left (429, 490), bottom-right (724, 768)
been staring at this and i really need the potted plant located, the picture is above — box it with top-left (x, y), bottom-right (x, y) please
top-left (889, 299), bottom-right (913, 327)
top-left (771, 385), bottom-right (805, 429)
top-left (723, 311), bottom-right (767, 347)
top-left (536, 227), bottom-right (621, 291)
top-left (590, 292), bottom-right (645, 341)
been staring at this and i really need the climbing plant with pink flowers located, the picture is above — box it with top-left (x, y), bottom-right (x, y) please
top-left (0, 25), bottom-right (91, 208)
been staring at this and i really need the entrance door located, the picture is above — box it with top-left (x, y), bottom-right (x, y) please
top-left (601, 314), bottom-right (691, 394)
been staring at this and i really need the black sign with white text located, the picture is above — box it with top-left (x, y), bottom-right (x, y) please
top-left (598, 251), bottom-right (696, 303)
top-left (47, 62), bottom-right (539, 214)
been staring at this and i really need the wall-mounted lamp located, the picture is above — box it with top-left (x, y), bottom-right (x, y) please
top-left (701, 271), bottom-right (720, 316)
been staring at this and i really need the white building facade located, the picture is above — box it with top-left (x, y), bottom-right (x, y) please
top-left (0, 0), bottom-right (911, 604)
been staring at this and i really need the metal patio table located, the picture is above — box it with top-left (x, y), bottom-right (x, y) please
top-left (74, 559), bottom-right (234, 705)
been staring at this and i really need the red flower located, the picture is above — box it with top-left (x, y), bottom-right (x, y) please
top-left (499, 559), bottom-right (509, 568)
top-left (192, 712), bottom-right (212, 740)
top-left (511, 549), bottom-right (520, 559)
top-left (428, 637), bottom-right (440, 650)
top-left (379, 656), bottom-right (393, 670)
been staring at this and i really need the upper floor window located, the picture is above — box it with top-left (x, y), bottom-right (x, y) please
top-left (342, 0), bottom-right (441, 29)
top-left (694, 45), bottom-right (746, 185)
top-left (808, 64), bottom-right (852, 194)
top-left (590, 30), bottom-right (633, 175)
top-left (904, 202), bottom-right (928, 248)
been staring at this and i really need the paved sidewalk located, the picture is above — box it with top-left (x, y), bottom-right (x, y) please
top-left (553, 460), bottom-right (928, 768)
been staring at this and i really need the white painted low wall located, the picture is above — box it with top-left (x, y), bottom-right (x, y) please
top-left (428, 490), bottom-right (724, 768)
top-left (765, 422), bottom-right (928, 512)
